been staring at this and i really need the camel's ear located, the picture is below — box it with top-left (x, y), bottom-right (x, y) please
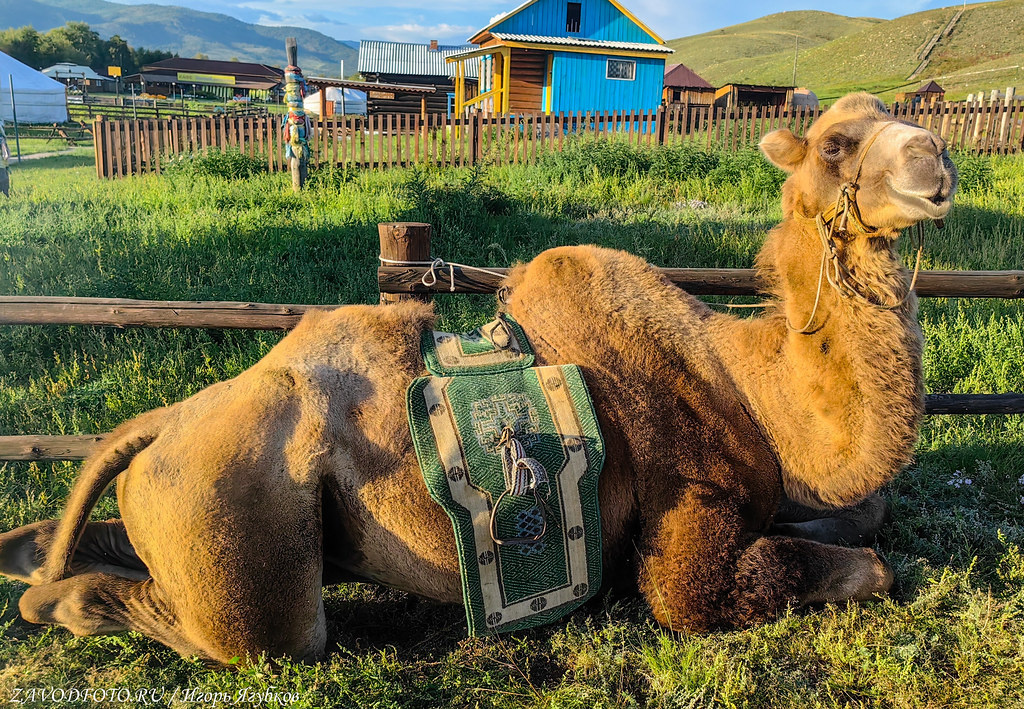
top-left (759, 129), bottom-right (806, 173)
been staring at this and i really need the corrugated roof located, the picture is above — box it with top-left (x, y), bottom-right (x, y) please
top-left (663, 63), bottom-right (712, 89)
top-left (358, 40), bottom-right (479, 79)
top-left (42, 63), bottom-right (109, 81)
top-left (489, 33), bottom-right (674, 52)
top-left (306, 77), bottom-right (436, 94)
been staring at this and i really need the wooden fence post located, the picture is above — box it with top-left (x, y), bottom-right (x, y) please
top-left (94, 115), bottom-right (105, 179)
top-left (378, 222), bottom-right (432, 304)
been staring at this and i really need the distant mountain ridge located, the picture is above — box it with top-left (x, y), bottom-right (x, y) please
top-left (0, 0), bottom-right (356, 75)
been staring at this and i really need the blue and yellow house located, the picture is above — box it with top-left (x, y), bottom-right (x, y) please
top-left (447, 0), bottom-right (673, 115)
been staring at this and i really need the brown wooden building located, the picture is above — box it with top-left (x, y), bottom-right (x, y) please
top-left (895, 80), bottom-right (945, 105)
top-left (124, 57), bottom-right (283, 100)
top-left (662, 63), bottom-right (714, 105)
top-left (713, 83), bottom-right (794, 109)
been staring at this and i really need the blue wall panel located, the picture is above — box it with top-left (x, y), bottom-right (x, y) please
top-left (493, 0), bottom-right (659, 44)
top-left (549, 52), bottom-right (664, 113)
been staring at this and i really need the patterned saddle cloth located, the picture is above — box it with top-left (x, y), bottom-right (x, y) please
top-left (407, 316), bottom-right (605, 635)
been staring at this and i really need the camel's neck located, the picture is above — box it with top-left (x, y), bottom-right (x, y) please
top-left (709, 217), bottom-right (924, 508)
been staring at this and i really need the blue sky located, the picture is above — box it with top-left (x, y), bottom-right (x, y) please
top-left (108, 0), bottom-right (961, 44)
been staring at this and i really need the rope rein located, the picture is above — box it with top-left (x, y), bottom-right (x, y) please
top-left (781, 121), bottom-right (930, 334)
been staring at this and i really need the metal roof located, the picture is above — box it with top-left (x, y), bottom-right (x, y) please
top-left (306, 77), bottom-right (436, 94)
top-left (358, 40), bottom-right (480, 79)
top-left (42, 63), bottom-right (109, 81)
top-left (663, 63), bottom-right (712, 89)
top-left (143, 57), bottom-right (283, 80)
top-left (489, 33), bottom-right (674, 53)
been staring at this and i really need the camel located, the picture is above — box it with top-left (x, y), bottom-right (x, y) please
top-left (0, 93), bottom-right (956, 665)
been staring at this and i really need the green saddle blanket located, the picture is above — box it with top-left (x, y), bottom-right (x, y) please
top-left (408, 318), bottom-right (605, 635)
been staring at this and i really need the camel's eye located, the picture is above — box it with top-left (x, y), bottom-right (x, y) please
top-left (821, 140), bottom-right (843, 161)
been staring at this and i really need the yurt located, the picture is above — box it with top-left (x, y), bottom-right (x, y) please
top-left (303, 86), bottom-right (366, 117)
top-left (0, 51), bottom-right (68, 123)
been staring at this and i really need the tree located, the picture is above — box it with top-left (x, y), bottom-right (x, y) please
top-left (0, 26), bottom-right (43, 68)
top-left (48, 22), bottom-right (104, 67)
top-left (106, 35), bottom-right (132, 74)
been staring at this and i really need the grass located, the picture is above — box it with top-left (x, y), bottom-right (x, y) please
top-left (0, 144), bottom-right (1022, 707)
top-left (668, 0), bottom-right (1024, 102)
top-left (665, 11), bottom-right (881, 77)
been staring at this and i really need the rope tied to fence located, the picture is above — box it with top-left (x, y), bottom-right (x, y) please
top-left (378, 256), bottom-right (509, 294)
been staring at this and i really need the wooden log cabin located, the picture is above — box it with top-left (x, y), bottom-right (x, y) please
top-left (446, 0), bottom-right (673, 115)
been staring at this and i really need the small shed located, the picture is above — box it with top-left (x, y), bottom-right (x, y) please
top-left (662, 63), bottom-right (714, 105)
top-left (305, 77), bottom-right (436, 118)
top-left (446, 0), bottom-right (674, 116)
top-left (714, 83), bottom-right (794, 110)
top-left (895, 80), bottom-right (945, 105)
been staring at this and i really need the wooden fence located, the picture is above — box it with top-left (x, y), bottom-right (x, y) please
top-left (92, 98), bottom-right (1024, 179)
top-left (70, 97), bottom-right (269, 123)
top-left (1, 220), bottom-right (1022, 461)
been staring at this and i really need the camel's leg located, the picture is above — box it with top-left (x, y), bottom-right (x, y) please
top-left (640, 489), bottom-right (893, 631)
top-left (770, 492), bottom-right (891, 546)
top-left (18, 573), bottom-right (211, 660)
top-left (0, 520), bottom-right (148, 585)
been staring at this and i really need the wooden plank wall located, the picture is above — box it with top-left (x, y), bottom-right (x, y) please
top-left (93, 98), bottom-right (1024, 179)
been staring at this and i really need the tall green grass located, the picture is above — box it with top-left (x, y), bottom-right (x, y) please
top-left (0, 147), bottom-right (1022, 707)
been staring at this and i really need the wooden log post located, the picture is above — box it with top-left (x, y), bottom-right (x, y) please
top-left (378, 222), bottom-right (432, 305)
top-left (283, 37), bottom-right (310, 192)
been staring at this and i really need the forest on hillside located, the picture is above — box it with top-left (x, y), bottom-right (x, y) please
top-left (1, 21), bottom-right (174, 73)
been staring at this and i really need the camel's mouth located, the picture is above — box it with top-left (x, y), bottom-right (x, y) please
top-left (885, 175), bottom-right (957, 222)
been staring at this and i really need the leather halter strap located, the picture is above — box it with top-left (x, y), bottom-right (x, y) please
top-left (815, 120), bottom-right (896, 236)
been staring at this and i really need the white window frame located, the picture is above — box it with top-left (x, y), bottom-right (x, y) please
top-left (606, 59), bottom-right (636, 81)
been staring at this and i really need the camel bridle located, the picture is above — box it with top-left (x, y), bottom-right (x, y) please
top-left (788, 120), bottom-right (935, 334)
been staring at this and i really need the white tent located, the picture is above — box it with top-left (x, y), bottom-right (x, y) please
top-left (303, 87), bottom-right (366, 117)
top-left (0, 51), bottom-right (68, 124)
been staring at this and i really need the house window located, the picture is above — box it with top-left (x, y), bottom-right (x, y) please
top-left (606, 59), bottom-right (636, 81)
top-left (566, 2), bottom-right (582, 33)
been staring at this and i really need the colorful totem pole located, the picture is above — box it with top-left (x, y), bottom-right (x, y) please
top-left (283, 37), bottom-right (311, 192)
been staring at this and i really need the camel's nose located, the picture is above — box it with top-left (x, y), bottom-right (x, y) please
top-left (906, 131), bottom-right (946, 158)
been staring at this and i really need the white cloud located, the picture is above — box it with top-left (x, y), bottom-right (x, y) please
top-left (359, 22), bottom-right (479, 43)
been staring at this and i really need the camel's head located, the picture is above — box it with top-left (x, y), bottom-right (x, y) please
top-left (759, 93), bottom-right (957, 234)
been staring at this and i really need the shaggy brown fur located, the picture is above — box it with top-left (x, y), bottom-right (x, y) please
top-left (0, 93), bottom-right (956, 663)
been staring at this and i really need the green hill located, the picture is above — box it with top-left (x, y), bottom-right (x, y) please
top-left (667, 1), bottom-right (1024, 102)
top-left (0, 0), bottom-right (356, 75)
top-left (666, 11), bottom-right (882, 77)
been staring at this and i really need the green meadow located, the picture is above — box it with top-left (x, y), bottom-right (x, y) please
top-left (0, 142), bottom-right (1022, 707)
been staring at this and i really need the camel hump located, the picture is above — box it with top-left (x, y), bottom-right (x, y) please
top-left (505, 245), bottom-right (661, 296)
top-left (39, 405), bottom-right (175, 584)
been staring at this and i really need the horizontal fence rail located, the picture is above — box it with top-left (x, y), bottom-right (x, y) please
top-left (3, 220), bottom-right (1020, 461)
top-left (92, 97), bottom-right (1024, 178)
top-left (378, 267), bottom-right (1024, 298)
top-left (5, 393), bottom-right (1018, 462)
top-left (1, 269), bottom-right (1021, 331)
